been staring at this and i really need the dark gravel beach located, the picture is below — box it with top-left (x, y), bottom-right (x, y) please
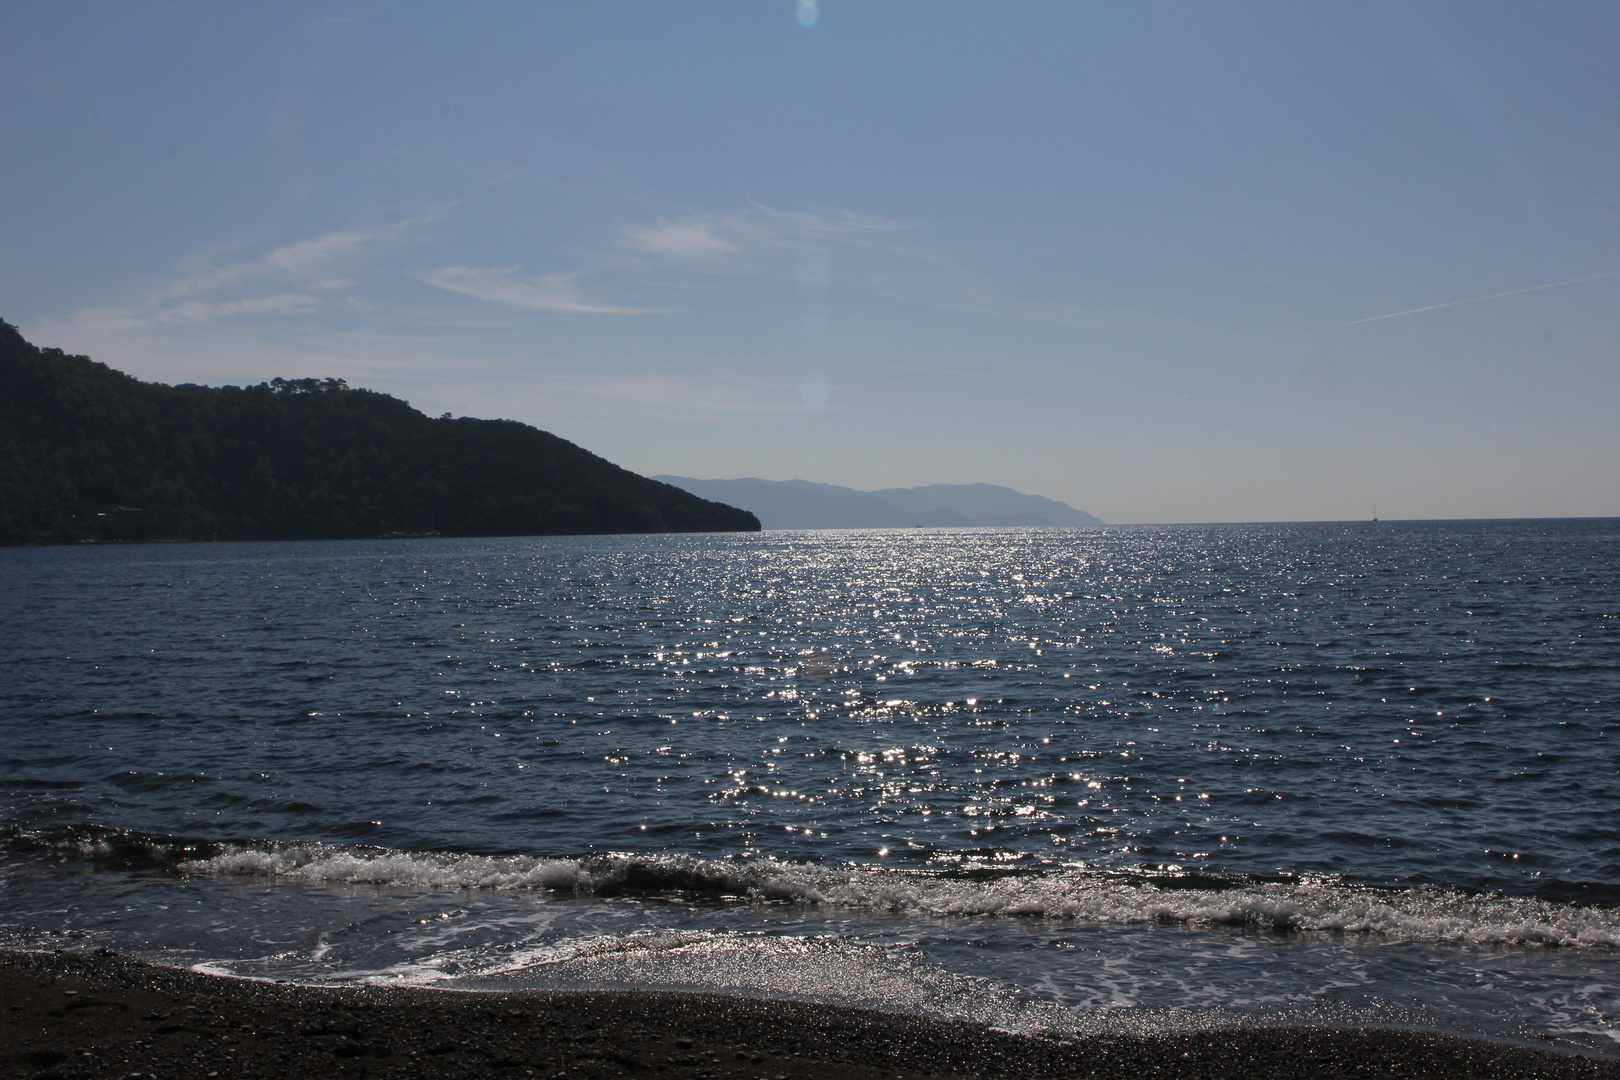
top-left (1, 950), bottom-right (1614, 1080)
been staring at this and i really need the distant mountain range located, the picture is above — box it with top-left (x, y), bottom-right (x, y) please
top-left (652, 477), bottom-right (1103, 530)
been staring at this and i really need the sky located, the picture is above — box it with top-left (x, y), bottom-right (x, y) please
top-left (2, 2), bottom-right (1617, 524)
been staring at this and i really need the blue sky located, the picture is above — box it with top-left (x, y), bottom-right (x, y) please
top-left (3, 2), bottom-right (1617, 523)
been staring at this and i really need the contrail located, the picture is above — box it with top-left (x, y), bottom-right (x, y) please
top-left (1347, 271), bottom-right (1615, 324)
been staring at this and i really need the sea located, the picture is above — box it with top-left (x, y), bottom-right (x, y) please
top-left (1, 521), bottom-right (1616, 1056)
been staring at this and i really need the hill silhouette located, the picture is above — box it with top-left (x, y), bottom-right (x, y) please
top-left (0, 320), bottom-right (759, 544)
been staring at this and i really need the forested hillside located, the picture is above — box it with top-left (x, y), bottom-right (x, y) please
top-left (0, 321), bottom-right (758, 544)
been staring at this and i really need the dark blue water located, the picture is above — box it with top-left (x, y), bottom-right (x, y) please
top-left (2, 523), bottom-right (1617, 1051)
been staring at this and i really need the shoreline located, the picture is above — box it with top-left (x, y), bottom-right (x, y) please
top-left (2, 950), bottom-right (1614, 1079)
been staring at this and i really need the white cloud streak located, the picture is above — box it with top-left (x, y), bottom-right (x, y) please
top-left (415, 266), bottom-right (663, 314)
top-left (31, 213), bottom-right (443, 352)
top-left (152, 215), bottom-right (438, 303)
top-left (620, 204), bottom-right (904, 266)
top-left (623, 220), bottom-right (739, 259)
top-left (607, 203), bottom-right (1105, 329)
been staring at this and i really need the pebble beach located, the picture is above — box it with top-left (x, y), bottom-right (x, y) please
top-left (3, 950), bottom-right (1616, 1080)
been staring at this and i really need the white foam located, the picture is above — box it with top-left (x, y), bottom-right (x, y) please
top-left (174, 844), bottom-right (1620, 949)
top-left (187, 847), bottom-right (595, 891)
top-left (488, 929), bottom-right (1086, 1034)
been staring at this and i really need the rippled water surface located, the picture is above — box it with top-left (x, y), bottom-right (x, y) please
top-left (2, 522), bottom-right (1617, 1051)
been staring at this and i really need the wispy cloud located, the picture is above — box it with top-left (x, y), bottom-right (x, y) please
top-left (34, 212), bottom-right (444, 348)
top-left (415, 266), bottom-right (662, 314)
top-left (620, 204), bottom-right (904, 266)
top-left (164, 293), bottom-right (320, 323)
top-left (28, 213), bottom-right (447, 365)
top-left (737, 202), bottom-right (906, 239)
top-left (1348, 271), bottom-right (1616, 324)
top-left (623, 220), bottom-right (739, 259)
top-left (154, 215), bottom-right (438, 303)
top-left (608, 203), bottom-right (1116, 330)
top-left (36, 292), bottom-right (325, 343)
top-left (25, 195), bottom-right (1114, 417)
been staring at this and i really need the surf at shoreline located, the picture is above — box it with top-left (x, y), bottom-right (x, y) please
top-left (10, 824), bottom-right (1620, 949)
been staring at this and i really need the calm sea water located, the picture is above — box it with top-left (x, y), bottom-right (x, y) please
top-left (1, 523), bottom-right (1616, 1052)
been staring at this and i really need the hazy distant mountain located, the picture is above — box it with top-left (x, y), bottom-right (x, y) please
top-left (653, 476), bottom-right (1103, 530)
top-left (872, 483), bottom-right (1102, 526)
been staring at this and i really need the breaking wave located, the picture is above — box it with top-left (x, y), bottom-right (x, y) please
top-left (10, 825), bottom-right (1618, 949)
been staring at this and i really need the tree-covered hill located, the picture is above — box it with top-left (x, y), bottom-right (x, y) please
top-left (0, 320), bottom-right (759, 544)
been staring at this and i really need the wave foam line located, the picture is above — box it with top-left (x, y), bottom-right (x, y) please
top-left (171, 844), bottom-right (1620, 949)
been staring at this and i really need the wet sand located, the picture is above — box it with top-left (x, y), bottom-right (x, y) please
top-left (2, 950), bottom-right (1614, 1080)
